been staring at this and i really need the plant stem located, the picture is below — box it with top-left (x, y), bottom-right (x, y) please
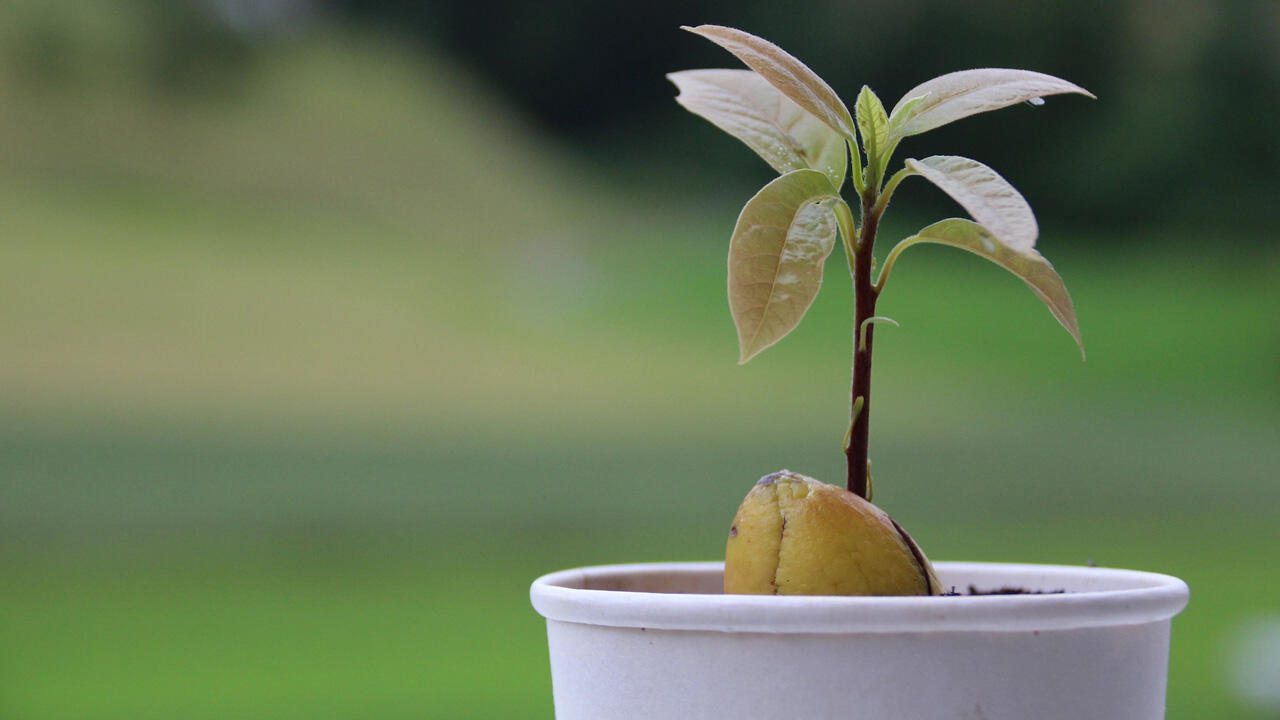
top-left (846, 190), bottom-right (880, 499)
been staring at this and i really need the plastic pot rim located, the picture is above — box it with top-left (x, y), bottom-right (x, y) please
top-left (530, 560), bottom-right (1189, 634)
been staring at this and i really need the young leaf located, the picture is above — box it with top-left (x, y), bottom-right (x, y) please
top-left (855, 85), bottom-right (890, 184)
top-left (905, 155), bottom-right (1038, 252)
top-left (729, 169), bottom-right (842, 363)
top-left (885, 218), bottom-right (1083, 356)
top-left (668, 69), bottom-right (848, 190)
top-left (855, 86), bottom-right (889, 159)
top-left (889, 69), bottom-right (1094, 139)
top-left (887, 93), bottom-right (929, 138)
top-left (682, 25), bottom-right (857, 140)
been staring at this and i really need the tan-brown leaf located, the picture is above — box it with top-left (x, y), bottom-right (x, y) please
top-left (684, 25), bottom-right (856, 140)
top-left (729, 170), bottom-right (842, 363)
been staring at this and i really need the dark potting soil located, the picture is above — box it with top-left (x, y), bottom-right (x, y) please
top-left (940, 586), bottom-right (1068, 596)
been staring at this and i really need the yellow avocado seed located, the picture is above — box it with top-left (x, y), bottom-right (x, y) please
top-left (724, 470), bottom-right (940, 596)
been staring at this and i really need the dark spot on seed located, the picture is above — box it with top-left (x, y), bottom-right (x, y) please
top-left (729, 525), bottom-right (738, 538)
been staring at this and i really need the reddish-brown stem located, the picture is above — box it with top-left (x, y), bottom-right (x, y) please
top-left (846, 191), bottom-right (880, 498)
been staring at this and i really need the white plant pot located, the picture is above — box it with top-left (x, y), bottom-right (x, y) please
top-left (531, 561), bottom-right (1188, 720)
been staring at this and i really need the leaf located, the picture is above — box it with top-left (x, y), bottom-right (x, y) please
top-left (889, 69), bottom-right (1094, 139)
top-left (682, 25), bottom-right (856, 140)
top-left (667, 69), bottom-right (848, 189)
top-left (889, 218), bottom-right (1083, 356)
top-left (888, 93), bottom-right (929, 138)
top-left (905, 155), bottom-right (1038, 252)
top-left (729, 170), bottom-right (842, 363)
top-left (855, 85), bottom-right (890, 173)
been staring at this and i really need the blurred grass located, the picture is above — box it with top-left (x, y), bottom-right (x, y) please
top-left (2, 11), bottom-right (1279, 720)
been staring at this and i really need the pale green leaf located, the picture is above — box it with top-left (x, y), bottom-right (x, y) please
top-left (683, 25), bottom-right (856, 140)
top-left (888, 218), bottom-right (1083, 356)
top-left (668, 69), bottom-right (847, 189)
top-left (855, 85), bottom-right (889, 176)
top-left (889, 69), bottom-right (1094, 139)
top-left (887, 93), bottom-right (929, 138)
top-left (729, 170), bottom-right (841, 363)
top-left (905, 155), bottom-right (1037, 252)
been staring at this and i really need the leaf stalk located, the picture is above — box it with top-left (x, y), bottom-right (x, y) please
top-left (874, 236), bottom-right (915, 294)
top-left (834, 199), bottom-right (858, 272)
top-left (874, 166), bottom-right (915, 216)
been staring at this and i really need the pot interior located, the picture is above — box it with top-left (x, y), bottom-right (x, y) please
top-left (551, 561), bottom-right (1176, 595)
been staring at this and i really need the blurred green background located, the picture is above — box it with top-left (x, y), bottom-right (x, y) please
top-left (2, 1), bottom-right (1278, 718)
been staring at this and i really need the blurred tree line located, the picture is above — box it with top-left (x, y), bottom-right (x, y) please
top-left (341, 0), bottom-right (1278, 234)
top-left (6, 0), bottom-right (1278, 234)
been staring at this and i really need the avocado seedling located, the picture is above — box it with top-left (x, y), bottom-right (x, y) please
top-left (670, 25), bottom-right (1091, 595)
